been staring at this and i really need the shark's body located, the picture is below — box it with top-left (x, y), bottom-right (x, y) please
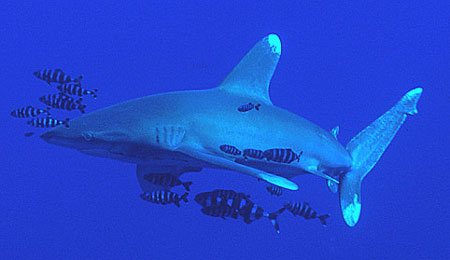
top-left (40, 34), bottom-right (422, 227)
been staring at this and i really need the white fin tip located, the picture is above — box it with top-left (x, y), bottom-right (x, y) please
top-left (399, 87), bottom-right (423, 115)
top-left (267, 34), bottom-right (281, 55)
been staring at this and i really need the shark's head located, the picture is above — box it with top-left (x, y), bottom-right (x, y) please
top-left (40, 120), bottom-right (107, 151)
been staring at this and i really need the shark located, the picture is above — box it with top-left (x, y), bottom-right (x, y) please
top-left (40, 34), bottom-right (422, 227)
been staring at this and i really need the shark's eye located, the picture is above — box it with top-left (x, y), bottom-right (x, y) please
top-left (83, 132), bottom-right (94, 141)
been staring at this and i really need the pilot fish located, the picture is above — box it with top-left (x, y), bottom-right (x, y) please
top-left (263, 148), bottom-right (302, 164)
top-left (238, 102), bottom-right (261, 112)
top-left (140, 190), bottom-right (188, 207)
top-left (219, 145), bottom-right (242, 155)
top-left (33, 69), bottom-right (82, 85)
top-left (144, 173), bottom-right (193, 191)
top-left (57, 83), bottom-right (98, 98)
top-left (27, 117), bottom-right (69, 128)
top-left (39, 93), bottom-right (86, 113)
top-left (243, 149), bottom-right (264, 160)
top-left (266, 185), bottom-right (283, 196)
top-left (284, 201), bottom-right (330, 226)
top-left (10, 106), bottom-right (50, 118)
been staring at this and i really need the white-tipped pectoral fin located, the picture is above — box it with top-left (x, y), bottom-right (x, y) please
top-left (180, 148), bottom-right (298, 190)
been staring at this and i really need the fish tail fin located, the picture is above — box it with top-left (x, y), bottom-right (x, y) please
top-left (318, 214), bottom-right (330, 227)
top-left (79, 104), bottom-right (86, 114)
top-left (340, 88), bottom-right (422, 227)
top-left (255, 104), bottom-right (261, 110)
top-left (45, 107), bottom-right (51, 115)
top-left (64, 118), bottom-right (70, 128)
top-left (182, 181), bottom-right (193, 191)
top-left (297, 151), bottom-right (303, 162)
top-left (180, 192), bottom-right (189, 203)
top-left (268, 207), bottom-right (286, 234)
top-left (92, 89), bottom-right (98, 98)
top-left (75, 75), bottom-right (83, 82)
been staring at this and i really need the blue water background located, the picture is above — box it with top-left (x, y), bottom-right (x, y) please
top-left (1, 1), bottom-right (449, 259)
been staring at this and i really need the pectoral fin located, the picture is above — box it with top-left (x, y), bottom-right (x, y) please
top-left (181, 148), bottom-right (298, 190)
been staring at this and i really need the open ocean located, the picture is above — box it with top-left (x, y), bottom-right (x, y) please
top-left (1, 1), bottom-right (449, 259)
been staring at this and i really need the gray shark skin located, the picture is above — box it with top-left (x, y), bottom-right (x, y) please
top-left (40, 34), bottom-right (422, 227)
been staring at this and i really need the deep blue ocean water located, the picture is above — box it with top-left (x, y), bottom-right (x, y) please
top-left (1, 1), bottom-right (449, 259)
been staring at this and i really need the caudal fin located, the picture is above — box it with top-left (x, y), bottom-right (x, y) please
top-left (180, 192), bottom-right (189, 203)
top-left (340, 88), bottom-right (423, 227)
top-left (182, 181), bottom-right (193, 191)
top-left (268, 207), bottom-right (286, 234)
top-left (318, 214), bottom-right (330, 227)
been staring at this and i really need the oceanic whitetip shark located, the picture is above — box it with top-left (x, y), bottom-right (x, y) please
top-left (40, 34), bottom-right (422, 227)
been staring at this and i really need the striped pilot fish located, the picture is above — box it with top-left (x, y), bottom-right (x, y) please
top-left (219, 144), bottom-right (242, 155)
top-left (57, 83), bottom-right (98, 98)
top-left (10, 106), bottom-right (50, 118)
top-left (263, 148), bottom-right (303, 164)
top-left (243, 148), bottom-right (264, 160)
top-left (144, 173), bottom-right (193, 191)
top-left (39, 93), bottom-right (86, 113)
top-left (266, 185), bottom-right (283, 196)
top-left (284, 201), bottom-right (330, 226)
top-left (237, 102), bottom-right (261, 112)
top-left (140, 190), bottom-right (188, 207)
top-left (33, 69), bottom-right (82, 85)
top-left (27, 117), bottom-right (69, 128)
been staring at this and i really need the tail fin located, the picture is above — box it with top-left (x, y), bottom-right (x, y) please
top-left (255, 104), bottom-right (261, 110)
top-left (268, 207), bottom-right (286, 234)
top-left (64, 118), bottom-right (70, 128)
top-left (180, 192), bottom-right (189, 203)
top-left (182, 181), bottom-right (193, 191)
top-left (318, 214), bottom-right (330, 227)
top-left (339, 88), bottom-right (422, 227)
top-left (92, 89), bottom-right (98, 99)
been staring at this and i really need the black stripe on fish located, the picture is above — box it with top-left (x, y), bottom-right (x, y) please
top-left (237, 102), bottom-right (261, 112)
top-left (263, 148), bottom-right (302, 163)
top-left (219, 144), bottom-right (242, 155)
top-left (140, 191), bottom-right (188, 207)
top-left (144, 173), bottom-right (192, 191)
top-left (243, 149), bottom-right (264, 160)
top-left (284, 201), bottom-right (330, 226)
top-left (266, 185), bottom-right (283, 196)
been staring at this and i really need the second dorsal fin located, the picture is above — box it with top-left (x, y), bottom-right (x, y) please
top-left (217, 34), bottom-right (281, 105)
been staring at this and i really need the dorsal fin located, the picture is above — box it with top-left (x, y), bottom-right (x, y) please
top-left (330, 126), bottom-right (339, 139)
top-left (217, 34), bottom-right (281, 105)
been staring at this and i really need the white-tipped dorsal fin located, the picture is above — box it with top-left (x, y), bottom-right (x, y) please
top-left (330, 126), bottom-right (339, 139)
top-left (217, 34), bottom-right (281, 105)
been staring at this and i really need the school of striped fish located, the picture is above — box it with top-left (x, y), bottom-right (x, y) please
top-left (137, 101), bottom-right (330, 233)
top-left (10, 69), bottom-right (98, 136)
